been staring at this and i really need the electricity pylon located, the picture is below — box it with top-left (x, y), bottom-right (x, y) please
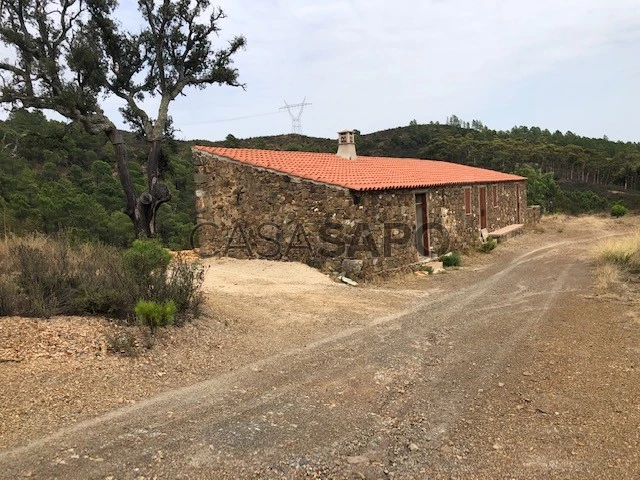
top-left (280, 98), bottom-right (312, 134)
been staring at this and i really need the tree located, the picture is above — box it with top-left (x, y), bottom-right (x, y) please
top-left (446, 114), bottom-right (462, 128)
top-left (471, 119), bottom-right (484, 131)
top-left (0, 0), bottom-right (245, 237)
top-left (513, 164), bottom-right (560, 212)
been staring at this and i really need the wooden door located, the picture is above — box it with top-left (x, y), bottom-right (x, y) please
top-left (415, 193), bottom-right (429, 256)
top-left (479, 186), bottom-right (487, 229)
top-left (515, 184), bottom-right (521, 223)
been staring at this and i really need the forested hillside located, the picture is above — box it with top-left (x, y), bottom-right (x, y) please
top-left (2, 112), bottom-right (638, 250)
top-left (216, 119), bottom-right (640, 190)
top-left (0, 111), bottom-right (195, 249)
top-left (212, 118), bottom-right (640, 213)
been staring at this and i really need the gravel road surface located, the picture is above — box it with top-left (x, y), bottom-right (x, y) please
top-left (2, 225), bottom-right (639, 479)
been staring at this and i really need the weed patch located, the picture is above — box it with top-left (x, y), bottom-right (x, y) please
top-left (105, 330), bottom-right (138, 357)
top-left (440, 252), bottom-right (462, 267)
top-left (479, 238), bottom-right (497, 253)
top-left (595, 233), bottom-right (640, 272)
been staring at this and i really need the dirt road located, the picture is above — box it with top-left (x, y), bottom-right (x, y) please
top-left (2, 221), bottom-right (639, 479)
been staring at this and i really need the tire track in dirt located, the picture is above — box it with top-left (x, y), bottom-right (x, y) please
top-left (420, 262), bottom-right (576, 442)
top-left (0, 241), bottom-right (569, 458)
top-left (0, 236), bottom-right (611, 479)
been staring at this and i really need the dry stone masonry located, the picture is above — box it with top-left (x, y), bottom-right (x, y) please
top-left (193, 148), bottom-right (529, 279)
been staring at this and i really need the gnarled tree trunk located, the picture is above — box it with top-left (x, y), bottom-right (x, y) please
top-left (141, 139), bottom-right (171, 237)
top-left (104, 126), bottom-right (171, 238)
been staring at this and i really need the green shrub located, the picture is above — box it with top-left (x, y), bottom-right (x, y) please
top-left (440, 252), bottom-right (461, 267)
top-left (123, 239), bottom-right (172, 280)
top-left (122, 241), bottom-right (204, 320)
top-left (123, 239), bottom-right (172, 300)
top-left (135, 299), bottom-right (177, 332)
top-left (479, 238), bottom-right (497, 253)
top-left (611, 204), bottom-right (628, 218)
top-left (556, 190), bottom-right (608, 215)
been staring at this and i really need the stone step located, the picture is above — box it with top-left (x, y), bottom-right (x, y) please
top-left (488, 223), bottom-right (524, 243)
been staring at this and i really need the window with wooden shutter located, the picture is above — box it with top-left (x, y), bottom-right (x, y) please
top-left (464, 187), bottom-right (471, 215)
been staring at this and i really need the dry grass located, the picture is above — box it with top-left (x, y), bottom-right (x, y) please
top-left (544, 213), bottom-right (634, 236)
top-left (594, 263), bottom-right (622, 292)
top-left (594, 232), bottom-right (640, 271)
top-left (592, 232), bottom-right (640, 302)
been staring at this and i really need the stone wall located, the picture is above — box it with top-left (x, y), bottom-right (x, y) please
top-left (423, 181), bottom-right (527, 252)
top-left (526, 205), bottom-right (542, 225)
top-left (193, 148), bottom-right (527, 277)
top-left (193, 149), bottom-right (418, 278)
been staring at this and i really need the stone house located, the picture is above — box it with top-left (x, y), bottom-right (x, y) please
top-left (193, 130), bottom-right (529, 278)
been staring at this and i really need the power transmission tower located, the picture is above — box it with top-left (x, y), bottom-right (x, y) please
top-left (280, 98), bottom-right (312, 134)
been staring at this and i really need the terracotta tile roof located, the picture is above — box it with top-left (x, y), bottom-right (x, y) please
top-left (194, 146), bottom-right (525, 191)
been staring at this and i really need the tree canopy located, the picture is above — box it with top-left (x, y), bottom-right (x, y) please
top-left (0, 0), bottom-right (245, 237)
top-left (0, 110), bottom-right (196, 248)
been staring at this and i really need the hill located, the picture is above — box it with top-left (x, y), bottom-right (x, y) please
top-left (0, 110), bottom-right (195, 249)
top-left (208, 121), bottom-right (640, 211)
top-left (1, 112), bottom-right (638, 250)
top-left (211, 122), bottom-right (640, 190)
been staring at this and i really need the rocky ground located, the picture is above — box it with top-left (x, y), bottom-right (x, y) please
top-left (0, 254), bottom-right (422, 452)
top-left (1, 214), bottom-right (639, 479)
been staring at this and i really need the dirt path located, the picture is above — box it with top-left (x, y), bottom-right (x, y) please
top-left (1, 216), bottom-right (640, 479)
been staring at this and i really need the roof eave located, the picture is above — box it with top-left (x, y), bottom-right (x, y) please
top-left (352, 177), bottom-right (527, 192)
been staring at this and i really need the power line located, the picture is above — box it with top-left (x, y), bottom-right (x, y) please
top-left (181, 110), bottom-right (284, 127)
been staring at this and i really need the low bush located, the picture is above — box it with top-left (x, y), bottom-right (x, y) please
top-left (440, 252), bottom-right (461, 267)
top-left (0, 234), bottom-right (204, 323)
top-left (164, 256), bottom-right (205, 319)
top-left (0, 277), bottom-right (18, 316)
top-left (479, 238), bottom-right (497, 253)
top-left (12, 241), bottom-right (75, 317)
top-left (69, 242), bottom-right (133, 317)
top-left (135, 299), bottom-right (177, 332)
top-left (105, 330), bottom-right (138, 357)
top-left (611, 204), bottom-right (628, 218)
top-left (123, 239), bottom-right (172, 299)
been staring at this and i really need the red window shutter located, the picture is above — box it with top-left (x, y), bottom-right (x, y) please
top-left (464, 187), bottom-right (471, 215)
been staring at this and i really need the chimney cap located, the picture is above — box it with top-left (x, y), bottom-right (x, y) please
top-left (337, 130), bottom-right (357, 159)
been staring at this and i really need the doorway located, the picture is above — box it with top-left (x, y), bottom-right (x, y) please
top-left (479, 186), bottom-right (487, 230)
top-left (415, 193), bottom-right (429, 256)
top-left (515, 184), bottom-right (521, 223)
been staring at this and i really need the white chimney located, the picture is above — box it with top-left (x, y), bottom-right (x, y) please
top-left (336, 129), bottom-right (357, 160)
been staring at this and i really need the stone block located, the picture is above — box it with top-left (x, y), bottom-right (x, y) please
top-left (341, 259), bottom-right (363, 276)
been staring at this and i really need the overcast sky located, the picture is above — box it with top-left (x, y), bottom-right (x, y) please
top-left (5, 0), bottom-right (640, 143)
